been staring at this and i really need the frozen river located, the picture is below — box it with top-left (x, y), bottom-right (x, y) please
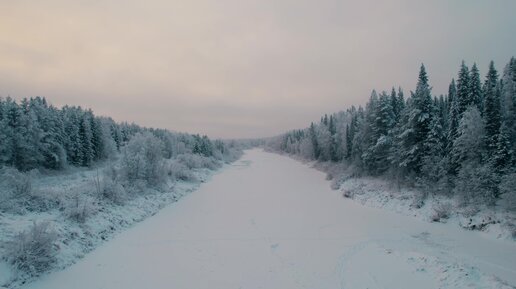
top-left (25, 149), bottom-right (516, 289)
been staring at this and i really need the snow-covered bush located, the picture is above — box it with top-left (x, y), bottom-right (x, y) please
top-left (499, 172), bottom-right (516, 211)
top-left (0, 167), bottom-right (32, 198)
top-left (342, 190), bottom-right (353, 198)
top-left (176, 153), bottom-right (220, 170)
top-left (223, 148), bottom-right (244, 163)
top-left (101, 178), bottom-right (127, 205)
top-left (0, 168), bottom-right (39, 213)
top-left (454, 162), bottom-right (497, 206)
top-left (167, 160), bottom-right (198, 182)
top-left (430, 202), bottom-right (452, 222)
top-left (120, 132), bottom-right (166, 186)
top-left (2, 222), bottom-right (58, 275)
top-left (410, 191), bottom-right (427, 209)
top-left (63, 194), bottom-right (97, 223)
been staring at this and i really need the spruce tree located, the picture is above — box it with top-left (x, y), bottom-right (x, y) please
top-left (309, 122), bottom-right (319, 159)
top-left (500, 57), bottom-right (516, 160)
top-left (447, 79), bottom-right (460, 153)
top-left (391, 87), bottom-right (400, 121)
top-left (79, 114), bottom-right (94, 166)
top-left (457, 61), bottom-right (471, 115)
top-left (483, 61), bottom-right (501, 156)
top-left (493, 123), bottom-right (512, 174)
top-left (399, 64), bottom-right (433, 175)
top-left (397, 87), bottom-right (405, 113)
top-left (470, 63), bottom-right (483, 113)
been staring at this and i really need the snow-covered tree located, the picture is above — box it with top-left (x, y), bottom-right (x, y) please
top-left (469, 63), bottom-right (483, 113)
top-left (398, 64), bottom-right (433, 175)
top-left (457, 61), bottom-right (471, 115)
top-left (483, 61), bottom-right (501, 157)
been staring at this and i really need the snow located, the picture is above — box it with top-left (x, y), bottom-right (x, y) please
top-left (336, 175), bottom-right (516, 240)
top-left (18, 149), bottom-right (516, 289)
top-left (0, 164), bottom-right (218, 288)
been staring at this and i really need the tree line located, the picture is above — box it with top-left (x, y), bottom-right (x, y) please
top-left (269, 58), bottom-right (516, 206)
top-left (0, 96), bottom-right (234, 171)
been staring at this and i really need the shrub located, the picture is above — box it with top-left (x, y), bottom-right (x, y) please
top-left (101, 178), bottom-right (127, 205)
top-left (176, 154), bottom-right (220, 170)
top-left (430, 202), bottom-right (452, 222)
top-left (120, 132), bottom-right (166, 186)
top-left (167, 160), bottom-right (198, 182)
top-left (499, 173), bottom-right (516, 212)
top-left (3, 222), bottom-right (58, 275)
top-left (410, 191), bottom-right (427, 209)
top-left (454, 162), bottom-right (498, 206)
top-left (63, 194), bottom-right (97, 223)
top-left (343, 190), bottom-right (353, 198)
top-left (0, 168), bottom-right (36, 213)
top-left (0, 167), bottom-right (32, 198)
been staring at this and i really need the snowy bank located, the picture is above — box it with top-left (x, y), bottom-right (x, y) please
top-left (0, 159), bottom-right (231, 288)
top-left (313, 160), bottom-right (516, 241)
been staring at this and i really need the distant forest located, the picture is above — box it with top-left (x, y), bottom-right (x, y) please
top-left (269, 58), bottom-right (516, 206)
top-left (0, 96), bottom-right (234, 171)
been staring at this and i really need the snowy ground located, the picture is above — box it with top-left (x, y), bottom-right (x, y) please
top-left (16, 149), bottom-right (516, 289)
top-left (335, 175), bottom-right (516, 240)
top-left (0, 163), bottom-right (218, 288)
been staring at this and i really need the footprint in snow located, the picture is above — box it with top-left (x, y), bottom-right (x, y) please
top-left (270, 243), bottom-right (279, 250)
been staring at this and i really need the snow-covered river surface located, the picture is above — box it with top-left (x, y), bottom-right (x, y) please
top-left (25, 149), bottom-right (516, 289)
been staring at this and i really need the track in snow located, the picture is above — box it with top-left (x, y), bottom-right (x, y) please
top-left (24, 149), bottom-right (516, 289)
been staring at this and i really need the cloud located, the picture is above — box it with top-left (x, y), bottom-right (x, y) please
top-left (1, 0), bottom-right (515, 138)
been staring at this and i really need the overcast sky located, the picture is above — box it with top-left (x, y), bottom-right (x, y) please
top-left (1, 0), bottom-right (515, 138)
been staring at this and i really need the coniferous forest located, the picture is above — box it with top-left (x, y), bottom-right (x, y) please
top-left (268, 58), bottom-right (516, 209)
top-left (0, 96), bottom-right (239, 172)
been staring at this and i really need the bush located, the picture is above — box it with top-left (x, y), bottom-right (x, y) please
top-left (120, 132), bottom-right (166, 186)
top-left (63, 194), bottom-right (97, 223)
top-left (454, 162), bottom-right (498, 206)
top-left (343, 190), bottom-right (353, 198)
top-left (167, 160), bottom-right (198, 182)
top-left (410, 191), bottom-right (427, 209)
top-left (430, 202), bottom-right (452, 222)
top-left (101, 179), bottom-right (127, 205)
top-left (0, 168), bottom-right (37, 213)
top-left (0, 167), bottom-right (32, 198)
top-left (2, 222), bottom-right (58, 275)
top-left (176, 154), bottom-right (220, 170)
top-left (499, 173), bottom-right (516, 212)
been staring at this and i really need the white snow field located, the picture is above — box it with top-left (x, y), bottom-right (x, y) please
top-left (22, 149), bottom-right (516, 289)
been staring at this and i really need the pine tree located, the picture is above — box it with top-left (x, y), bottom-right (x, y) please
top-left (447, 79), bottom-right (460, 153)
top-left (492, 123), bottom-right (512, 174)
top-left (420, 101), bottom-right (447, 194)
top-left (0, 98), bottom-right (17, 166)
top-left (470, 63), bottom-right (483, 113)
top-left (457, 61), bottom-right (471, 115)
top-left (79, 114), bottom-right (94, 166)
top-left (397, 87), bottom-right (405, 113)
top-left (89, 111), bottom-right (104, 160)
top-left (346, 115), bottom-right (358, 159)
top-left (400, 64), bottom-right (434, 175)
top-left (375, 91), bottom-right (395, 137)
top-left (309, 122), bottom-right (320, 159)
top-left (328, 115), bottom-right (338, 161)
top-left (483, 61), bottom-right (501, 156)
top-left (500, 57), bottom-right (516, 160)
top-left (391, 87), bottom-right (400, 121)
top-left (364, 91), bottom-right (395, 174)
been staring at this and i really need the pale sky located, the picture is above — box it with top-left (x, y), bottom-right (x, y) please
top-left (1, 0), bottom-right (515, 139)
